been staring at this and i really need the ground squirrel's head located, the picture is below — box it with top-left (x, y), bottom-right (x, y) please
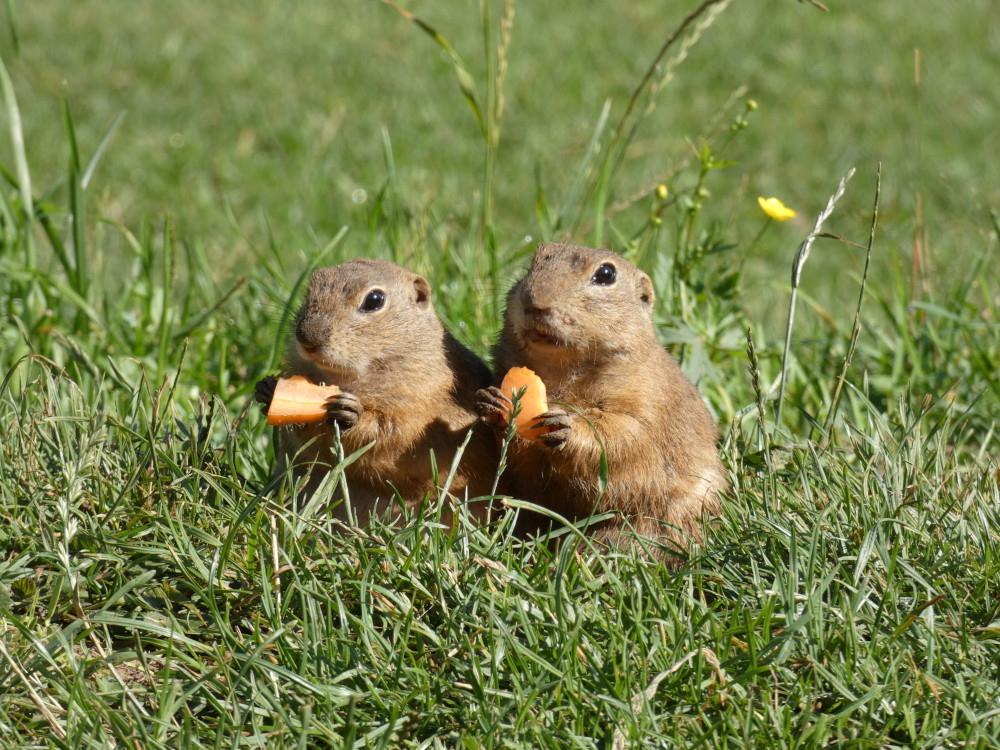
top-left (291, 258), bottom-right (442, 386)
top-left (505, 243), bottom-right (657, 363)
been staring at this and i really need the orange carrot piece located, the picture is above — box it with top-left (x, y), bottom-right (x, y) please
top-left (266, 375), bottom-right (341, 426)
top-left (500, 367), bottom-right (551, 440)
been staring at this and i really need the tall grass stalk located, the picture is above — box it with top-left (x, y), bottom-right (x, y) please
top-left (376, 0), bottom-right (513, 315)
top-left (775, 167), bottom-right (855, 427)
top-left (585, 0), bottom-right (737, 244)
top-left (824, 164), bottom-right (880, 438)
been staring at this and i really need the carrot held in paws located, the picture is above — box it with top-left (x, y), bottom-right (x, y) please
top-left (265, 375), bottom-right (341, 426)
top-left (500, 367), bottom-right (552, 441)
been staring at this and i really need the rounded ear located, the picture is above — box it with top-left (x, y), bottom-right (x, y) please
top-left (637, 272), bottom-right (655, 313)
top-left (413, 275), bottom-right (432, 308)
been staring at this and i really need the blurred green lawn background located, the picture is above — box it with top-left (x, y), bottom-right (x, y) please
top-left (5, 1), bottom-right (998, 327)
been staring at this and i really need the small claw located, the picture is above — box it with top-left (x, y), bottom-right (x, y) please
top-left (325, 391), bottom-right (363, 431)
top-left (531, 408), bottom-right (572, 430)
top-left (476, 386), bottom-right (511, 425)
top-left (531, 409), bottom-right (572, 448)
top-left (254, 375), bottom-right (278, 414)
top-left (535, 427), bottom-right (571, 448)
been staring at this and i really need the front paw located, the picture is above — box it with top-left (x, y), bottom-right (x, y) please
top-left (254, 375), bottom-right (278, 415)
top-left (476, 386), bottom-right (511, 426)
top-left (531, 408), bottom-right (572, 448)
top-left (326, 391), bottom-right (363, 431)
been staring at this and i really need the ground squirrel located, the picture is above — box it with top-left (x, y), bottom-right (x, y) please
top-left (478, 243), bottom-right (726, 558)
top-left (256, 258), bottom-right (498, 524)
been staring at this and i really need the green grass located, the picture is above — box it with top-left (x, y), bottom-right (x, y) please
top-left (2, 0), bottom-right (1000, 747)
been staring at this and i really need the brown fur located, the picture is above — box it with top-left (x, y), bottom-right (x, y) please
top-left (262, 258), bottom-right (498, 524)
top-left (485, 243), bottom-right (726, 558)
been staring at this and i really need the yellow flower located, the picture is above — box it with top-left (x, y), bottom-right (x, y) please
top-left (758, 196), bottom-right (796, 221)
top-left (656, 184), bottom-right (668, 200)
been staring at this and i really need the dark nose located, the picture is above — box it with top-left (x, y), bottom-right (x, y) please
top-left (295, 320), bottom-right (323, 352)
top-left (520, 287), bottom-right (550, 317)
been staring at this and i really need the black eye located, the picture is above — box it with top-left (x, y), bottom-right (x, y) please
top-left (590, 263), bottom-right (616, 286)
top-left (360, 289), bottom-right (386, 312)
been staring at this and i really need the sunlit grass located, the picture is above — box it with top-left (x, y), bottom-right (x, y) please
top-left (1, 1), bottom-right (999, 747)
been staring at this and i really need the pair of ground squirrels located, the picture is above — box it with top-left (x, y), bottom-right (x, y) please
top-left (257, 244), bottom-right (725, 557)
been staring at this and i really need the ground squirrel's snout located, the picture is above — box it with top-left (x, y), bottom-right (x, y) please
top-left (522, 302), bottom-right (549, 318)
top-left (516, 297), bottom-right (567, 347)
top-left (294, 317), bottom-right (326, 353)
top-left (294, 321), bottom-right (318, 351)
top-left (293, 311), bottom-right (350, 374)
top-left (518, 284), bottom-right (541, 314)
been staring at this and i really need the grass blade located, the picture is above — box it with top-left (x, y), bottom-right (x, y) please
top-left (775, 167), bottom-right (855, 427)
top-left (825, 164), bottom-right (881, 437)
top-left (0, 52), bottom-right (33, 261)
top-left (81, 110), bottom-right (126, 190)
top-left (61, 98), bottom-right (86, 295)
top-left (377, 0), bottom-right (485, 139)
